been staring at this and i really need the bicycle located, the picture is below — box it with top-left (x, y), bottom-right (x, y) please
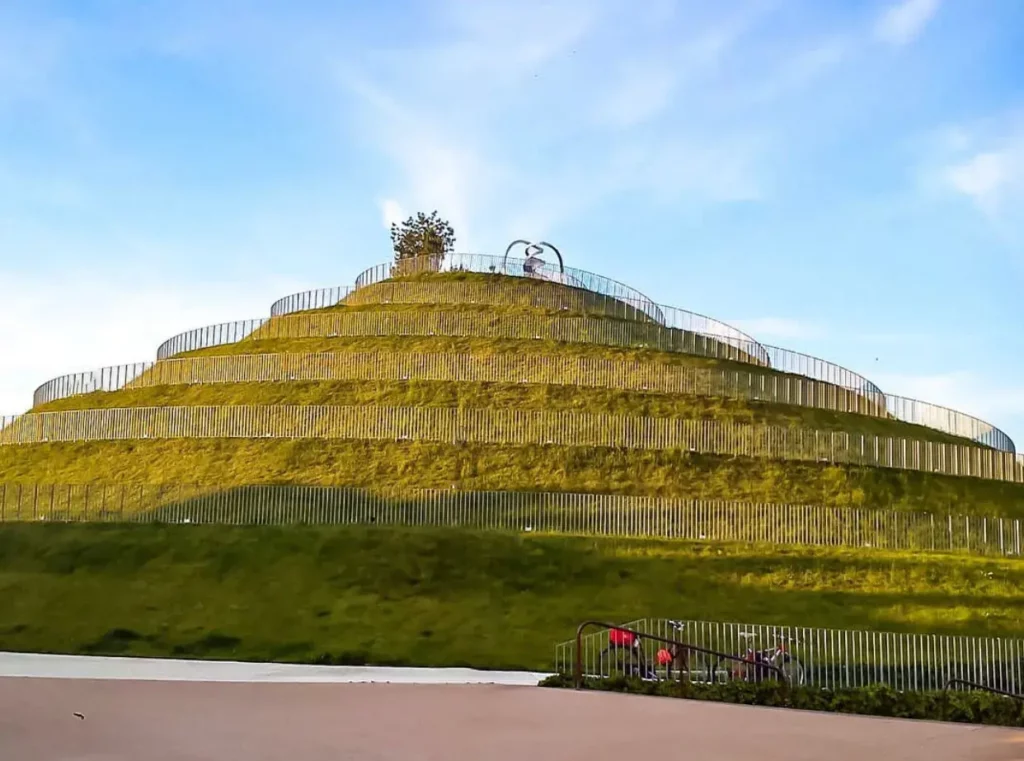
top-left (709, 632), bottom-right (805, 685)
top-left (597, 626), bottom-right (657, 680)
top-left (596, 621), bottom-right (705, 682)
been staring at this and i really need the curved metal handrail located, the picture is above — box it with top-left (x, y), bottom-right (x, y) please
top-left (275, 253), bottom-right (769, 364)
top-left (943, 678), bottom-right (1024, 700)
top-left (355, 253), bottom-right (669, 325)
top-left (572, 621), bottom-right (788, 689)
top-left (155, 319), bottom-right (269, 361)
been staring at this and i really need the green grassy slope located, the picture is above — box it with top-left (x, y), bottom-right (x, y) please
top-left (2, 440), bottom-right (1023, 516)
top-left (0, 524), bottom-right (1019, 670)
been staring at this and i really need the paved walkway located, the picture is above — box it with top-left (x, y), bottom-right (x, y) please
top-left (2, 678), bottom-right (1021, 761)
top-left (0, 650), bottom-right (550, 684)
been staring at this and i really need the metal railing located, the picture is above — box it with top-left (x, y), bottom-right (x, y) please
top-left (556, 617), bottom-right (1024, 694)
top-left (163, 259), bottom-right (1011, 451)
top-left (268, 285), bottom-right (355, 316)
top-left (287, 255), bottom-right (767, 363)
top-left (1, 405), bottom-right (1022, 483)
top-left (350, 253), bottom-right (669, 324)
top-left (154, 311), bottom-right (766, 366)
top-left (571, 621), bottom-right (787, 688)
top-left (14, 253), bottom-right (1018, 453)
top-left (31, 350), bottom-right (1015, 455)
top-left (943, 679), bottom-right (1024, 700)
top-left (28, 351), bottom-right (893, 417)
top-left (34, 362), bottom-right (154, 405)
top-left (156, 318), bottom-right (268, 360)
top-left (0, 483), bottom-right (1019, 556)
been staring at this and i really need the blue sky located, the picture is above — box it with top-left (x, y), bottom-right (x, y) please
top-left (1, 0), bottom-right (1022, 444)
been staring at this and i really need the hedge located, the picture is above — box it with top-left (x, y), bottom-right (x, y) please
top-left (539, 673), bottom-right (1024, 728)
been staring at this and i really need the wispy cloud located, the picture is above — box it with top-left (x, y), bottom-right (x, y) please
top-left (944, 144), bottom-right (1024, 217)
top-left (922, 108), bottom-right (1024, 232)
top-left (379, 199), bottom-right (407, 230)
top-left (331, 0), bottom-right (786, 246)
top-left (873, 0), bottom-right (941, 47)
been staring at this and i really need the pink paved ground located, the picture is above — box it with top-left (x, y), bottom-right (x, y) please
top-left (1, 677), bottom-right (1021, 761)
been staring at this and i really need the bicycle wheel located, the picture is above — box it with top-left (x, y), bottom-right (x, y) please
top-left (778, 655), bottom-right (805, 685)
top-left (668, 648), bottom-right (709, 683)
top-left (708, 656), bottom-right (740, 683)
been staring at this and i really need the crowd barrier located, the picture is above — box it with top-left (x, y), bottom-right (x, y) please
top-left (558, 617), bottom-right (1024, 694)
top-left (2, 483), bottom-right (1019, 557)
top-left (2, 405), bottom-right (1022, 483)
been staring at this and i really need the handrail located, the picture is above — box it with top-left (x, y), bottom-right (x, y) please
top-left (274, 253), bottom-right (768, 363)
top-left (573, 620), bottom-right (787, 689)
top-left (943, 678), bottom-right (1024, 700)
top-left (352, 253), bottom-right (669, 326)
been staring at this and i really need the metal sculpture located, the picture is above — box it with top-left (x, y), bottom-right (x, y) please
top-left (503, 240), bottom-right (564, 277)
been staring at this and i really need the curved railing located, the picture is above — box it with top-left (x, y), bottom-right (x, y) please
top-left (33, 363), bottom-right (155, 405)
top-left (30, 353), bottom-right (879, 413)
top-left (155, 319), bottom-right (269, 360)
top-left (274, 254), bottom-right (770, 364)
top-left (2, 405), bottom-right (1023, 484)
top-left (18, 256), bottom-right (1020, 454)
top-left (885, 396), bottom-right (1016, 453)
top-left (353, 253), bottom-right (669, 324)
top-left (30, 352), bottom-right (1015, 453)
top-left (268, 286), bottom-right (355, 317)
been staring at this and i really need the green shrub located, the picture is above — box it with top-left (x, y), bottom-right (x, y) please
top-left (539, 674), bottom-right (1024, 727)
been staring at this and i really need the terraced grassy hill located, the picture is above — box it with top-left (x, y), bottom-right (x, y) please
top-left (1, 254), bottom-right (1022, 667)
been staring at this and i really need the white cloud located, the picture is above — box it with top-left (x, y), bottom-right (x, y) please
top-left (329, 1), bottom-right (785, 249)
top-left (379, 198), bottom-right (406, 230)
top-left (944, 148), bottom-right (1024, 216)
top-left (925, 111), bottom-right (1024, 227)
top-left (730, 317), bottom-right (826, 341)
top-left (873, 0), bottom-right (941, 46)
top-left (0, 269), bottom-right (312, 416)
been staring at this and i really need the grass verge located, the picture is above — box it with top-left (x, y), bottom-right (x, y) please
top-left (0, 523), bottom-right (1021, 670)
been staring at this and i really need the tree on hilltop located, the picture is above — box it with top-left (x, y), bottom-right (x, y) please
top-left (390, 211), bottom-right (456, 271)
